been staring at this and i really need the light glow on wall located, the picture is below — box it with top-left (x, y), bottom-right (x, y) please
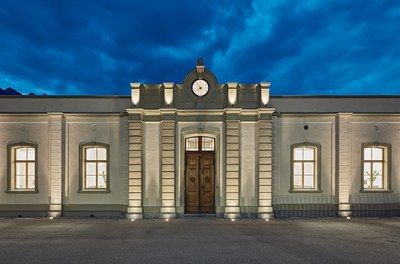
top-left (130, 83), bottom-right (141, 106)
top-left (227, 82), bottom-right (238, 106)
top-left (163, 83), bottom-right (174, 106)
top-left (260, 82), bottom-right (271, 106)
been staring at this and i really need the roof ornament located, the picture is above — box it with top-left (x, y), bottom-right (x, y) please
top-left (196, 57), bottom-right (205, 75)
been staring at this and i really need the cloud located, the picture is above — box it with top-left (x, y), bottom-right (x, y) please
top-left (0, 0), bottom-right (399, 95)
top-left (213, 0), bottom-right (400, 94)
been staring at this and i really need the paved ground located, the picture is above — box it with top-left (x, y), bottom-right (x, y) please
top-left (0, 217), bottom-right (399, 264)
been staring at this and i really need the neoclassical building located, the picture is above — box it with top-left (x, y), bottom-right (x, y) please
top-left (0, 59), bottom-right (399, 219)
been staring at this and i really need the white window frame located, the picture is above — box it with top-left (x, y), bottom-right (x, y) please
top-left (290, 143), bottom-right (321, 192)
top-left (361, 143), bottom-right (391, 191)
top-left (79, 143), bottom-right (110, 193)
top-left (7, 143), bottom-right (38, 193)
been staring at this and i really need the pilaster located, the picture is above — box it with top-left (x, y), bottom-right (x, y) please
top-left (160, 109), bottom-right (177, 219)
top-left (224, 109), bottom-right (241, 219)
top-left (48, 113), bottom-right (63, 217)
top-left (337, 113), bottom-right (352, 217)
top-left (257, 109), bottom-right (274, 219)
top-left (126, 109), bottom-right (144, 219)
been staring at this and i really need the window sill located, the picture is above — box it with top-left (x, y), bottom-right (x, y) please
top-left (78, 189), bottom-right (111, 194)
top-left (6, 189), bottom-right (39, 194)
top-left (289, 189), bottom-right (322, 193)
top-left (360, 189), bottom-right (393, 193)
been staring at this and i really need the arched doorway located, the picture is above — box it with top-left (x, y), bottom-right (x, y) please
top-left (185, 136), bottom-right (215, 213)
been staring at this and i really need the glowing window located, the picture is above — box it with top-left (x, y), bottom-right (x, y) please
top-left (185, 137), bottom-right (214, 151)
top-left (202, 137), bottom-right (215, 151)
top-left (186, 137), bottom-right (199, 151)
top-left (363, 146), bottom-right (388, 190)
top-left (80, 144), bottom-right (109, 191)
top-left (291, 144), bottom-right (320, 191)
top-left (7, 144), bottom-right (38, 192)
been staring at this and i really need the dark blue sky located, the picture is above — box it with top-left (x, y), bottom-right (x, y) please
top-left (1, 0), bottom-right (399, 95)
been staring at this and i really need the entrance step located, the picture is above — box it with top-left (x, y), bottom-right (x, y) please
top-left (183, 214), bottom-right (217, 218)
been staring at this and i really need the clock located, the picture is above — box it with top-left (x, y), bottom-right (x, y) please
top-left (192, 79), bottom-right (209, 96)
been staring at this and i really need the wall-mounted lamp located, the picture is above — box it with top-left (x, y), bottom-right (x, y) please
top-left (260, 82), bottom-right (271, 106)
top-left (227, 82), bottom-right (238, 106)
top-left (163, 82), bottom-right (174, 106)
top-left (130, 83), bottom-right (141, 106)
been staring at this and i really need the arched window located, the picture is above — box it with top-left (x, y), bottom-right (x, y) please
top-left (7, 143), bottom-right (38, 192)
top-left (79, 143), bottom-right (110, 192)
top-left (362, 144), bottom-right (390, 190)
top-left (185, 136), bottom-right (215, 151)
top-left (290, 143), bottom-right (321, 191)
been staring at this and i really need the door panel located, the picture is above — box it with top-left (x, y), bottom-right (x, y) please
top-left (199, 154), bottom-right (214, 212)
top-left (185, 152), bottom-right (215, 213)
top-left (185, 154), bottom-right (199, 213)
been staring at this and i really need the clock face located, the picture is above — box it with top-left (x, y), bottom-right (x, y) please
top-left (192, 79), bottom-right (209, 96)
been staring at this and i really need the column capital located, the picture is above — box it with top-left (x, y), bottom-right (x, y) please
top-left (47, 112), bottom-right (64, 116)
top-left (337, 112), bottom-right (353, 117)
top-left (259, 82), bottom-right (271, 88)
top-left (162, 82), bottom-right (174, 88)
top-left (160, 108), bottom-right (177, 121)
top-left (257, 108), bottom-right (275, 120)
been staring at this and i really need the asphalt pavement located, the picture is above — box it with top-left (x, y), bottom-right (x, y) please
top-left (0, 217), bottom-right (399, 263)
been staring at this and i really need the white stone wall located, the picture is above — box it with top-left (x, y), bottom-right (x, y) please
top-left (143, 122), bottom-right (161, 207)
top-left (274, 116), bottom-right (336, 203)
top-left (65, 115), bottom-right (128, 206)
top-left (240, 122), bottom-right (257, 207)
top-left (350, 116), bottom-right (400, 197)
top-left (0, 115), bottom-right (50, 204)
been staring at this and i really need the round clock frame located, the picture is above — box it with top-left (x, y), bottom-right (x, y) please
top-left (191, 79), bottom-right (209, 97)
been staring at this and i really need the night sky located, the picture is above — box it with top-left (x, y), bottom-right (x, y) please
top-left (1, 0), bottom-right (399, 96)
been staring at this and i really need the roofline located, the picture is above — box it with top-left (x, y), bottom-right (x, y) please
top-left (1, 94), bottom-right (400, 99)
top-left (0, 95), bottom-right (131, 99)
top-left (270, 95), bottom-right (400, 98)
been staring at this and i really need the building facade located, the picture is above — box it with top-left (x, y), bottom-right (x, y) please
top-left (1, 60), bottom-right (399, 218)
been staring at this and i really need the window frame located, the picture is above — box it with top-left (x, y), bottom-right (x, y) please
top-left (361, 143), bottom-right (392, 192)
top-left (7, 142), bottom-right (39, 193)
top-left (185, 136), bottom-right (215, 152)
top-left (289, 143), bottom-right (322, 193)
top-left (79, 143), bottom-right (111, 193)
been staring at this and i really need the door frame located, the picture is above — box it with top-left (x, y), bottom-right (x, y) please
top-left (185, 149), bottom-right (216, 213)
top-left (179, 130), bottom-right (221, 215)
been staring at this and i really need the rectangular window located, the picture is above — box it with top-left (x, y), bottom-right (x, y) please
top-left (201, 137), bottom-right (215, 151)
top-left (363, 146), bottom-right (388, 190)
top-left (8, 144), bottom-right (38, 192)
top-left (186, 137), bottom-right (215, 151)
top-left (80, 144), bottom-right (110, 192)
top-left (291, 144), bottom-right (320, 192)
top-left (186, 137), bottom-right (199, 151)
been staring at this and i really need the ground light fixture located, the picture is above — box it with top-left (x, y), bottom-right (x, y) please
top-left (347, 216), bottom-right (351, 220)
top-left (49, 217), bottom-right (54, 220)
top-left (130, 219), bottom-right (135, 222)
top-left (230, 218), bottom-right (236, 222)
top-left (165, 218), bottom-right (170, 222)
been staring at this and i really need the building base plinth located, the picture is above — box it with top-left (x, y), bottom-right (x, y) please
top-left (160, 213), bottom-right (177, 219)
top-left (160, 206), bottom-right (177, 219)
top-left (338, 211), bottom-right (352, 217)
top-left (126, 213), bottom-right (143, 220)
top-left (224, 213), bottom-right (241, 219)
top-left (48, 211), bottom-right (62, 217)
top-left (258, 212), bottom-right (274, 219)
top-left (48, 204), bottom-right (62, 217)
top-left (338, 203), bottom-right (351, 217)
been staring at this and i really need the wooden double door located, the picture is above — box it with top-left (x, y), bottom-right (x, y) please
top-left (185, 151), bottom-right (215, 213)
